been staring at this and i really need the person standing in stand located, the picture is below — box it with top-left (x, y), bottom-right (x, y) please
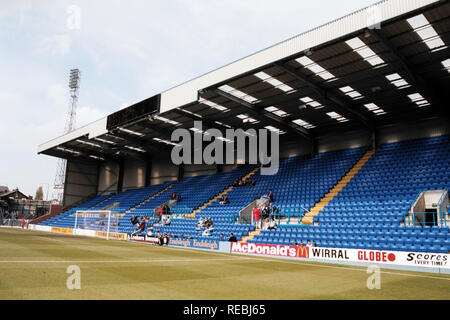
top-left (252, 206), bottom-right (261, 229)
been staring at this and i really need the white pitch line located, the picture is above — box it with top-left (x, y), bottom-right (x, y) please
top-left (4, 228), bottom-right (449, 281)
top-left (238, 255), bottom-right (450, 281)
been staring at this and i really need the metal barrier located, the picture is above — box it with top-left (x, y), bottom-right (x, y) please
top-left (438, 189), bottom-right (449, 226)
top-left (404, 212), bottom-right (440, 227)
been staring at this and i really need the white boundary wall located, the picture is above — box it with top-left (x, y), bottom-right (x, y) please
top-left (230, 242), bottom-right (450, 274)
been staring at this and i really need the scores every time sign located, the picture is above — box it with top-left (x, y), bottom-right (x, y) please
top-left (183, 304), bottom-right (266, 318)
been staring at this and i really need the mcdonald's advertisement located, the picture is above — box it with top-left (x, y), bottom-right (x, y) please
top-left (230, 242), bottom-right (309, 258)
top-left (231, 242), bottom-right (449, 271)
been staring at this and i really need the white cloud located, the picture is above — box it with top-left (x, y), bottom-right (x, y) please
top-left (35, 34), bottom-right (71, 56)
top-left (76, 105), bottom-right (108, 128)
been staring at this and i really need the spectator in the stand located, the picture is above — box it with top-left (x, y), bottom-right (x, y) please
top-left (196, 217), bottom-right (204, 230)
top-left (188, 235), bottom-right (193, 240)
top-left (268, 217), bottom-right (277, 230)
top-left (228, 233), bottom-right (237, 242)
top-left (219, 195), bottom-right (230, 205)
top-left (170, 192), bottom-right (176, 200)
top-left (165, 216), bottom-right (171, 226)
top-left (232, 178), bottom-right (239, 187)
top-left (163, 204), bottom-right (170, 215)
top-left (268, 189), bottom-right (274, 203)
top-left (313, 242), bottom-right (317, 248)
top-left (202, 225), bottom-right (214, 237)
top-left (261, 204), bottom-right (270, 219)
top-left (163, 233), bottom-right (169, 245)
top-left (219, 233), bottom-right (225, 241)
top-left (204, 217), bottom-right (213, 229)
top-left (294, 241), bottom-right (298, 246)
top-left (132, 218), bottom-right (146, 236)
top-left (249, 179), bottom-right (256, 186)
top-left (157, 206), bottom-right (163, 222)
top-left (254, 194), bottom-right (259, 201)
top-left (270, 203), bottom-right (280, 215)
top-left (10, 211), bottom-right (16, 226)
top-left (307, 240), bottom-right (312, 247)
top-left (157, 232), bottom-right (163, 245)
top-left (252, 206), bottom-right (262, 229)
top-left (238, 179), bottom-right (244, 186)
top-left (180, 234), bottom-right (185, 239)
top-left (147, 227), bottom-right (154, 237)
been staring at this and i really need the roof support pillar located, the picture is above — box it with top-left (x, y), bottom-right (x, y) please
top-left (145, 157), bottom-right (153, 187)
top-left (117, 159), bottom-right (125, 194)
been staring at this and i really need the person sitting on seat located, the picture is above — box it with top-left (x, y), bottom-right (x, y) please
top-left (202, 225), bottom-right (214, 237)
top-left (204, 217), bottom-right (213, 229)
top-left (232, 178), bottom-right (240, 187)
top-left (228, 233), bottom-right (237, 242)
top-left (164, 216), bottom-right (171, 226)
top-left (268, 217), bottom-right (277, 230)
top-left (219, 195), bottom-right (230, 204)
top-left (196, 217), bottom-right (204, 230)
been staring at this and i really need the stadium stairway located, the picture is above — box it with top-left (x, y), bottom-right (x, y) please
top-left (123, 183), bottom-right (174, 217)
top-left (241, 229), bottom-right (261, 243)
top-left (301, 149), bottom-right (374, 225)
top-left (191, 166), bottom-right (261, 218)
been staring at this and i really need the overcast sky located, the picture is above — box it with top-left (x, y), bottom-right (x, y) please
top-left (0, 0), bottom-right (379, 198)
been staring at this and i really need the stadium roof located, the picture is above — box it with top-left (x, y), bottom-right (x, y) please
top-left (38, 0), bottom-right (450, 163)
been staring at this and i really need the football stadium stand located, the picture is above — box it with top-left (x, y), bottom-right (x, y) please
top-left (35, 0), bottom-right (450, 266)
top-left (38, 135), bottom-right (449, 253)
top-left (251, 135), bottom-right (450, 253)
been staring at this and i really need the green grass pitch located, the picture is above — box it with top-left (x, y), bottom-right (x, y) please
top-left (0, 228), bottom-right (448, 300)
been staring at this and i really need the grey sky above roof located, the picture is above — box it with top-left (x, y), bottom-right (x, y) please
top-left (0, 0), bottom-right (414, 196)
